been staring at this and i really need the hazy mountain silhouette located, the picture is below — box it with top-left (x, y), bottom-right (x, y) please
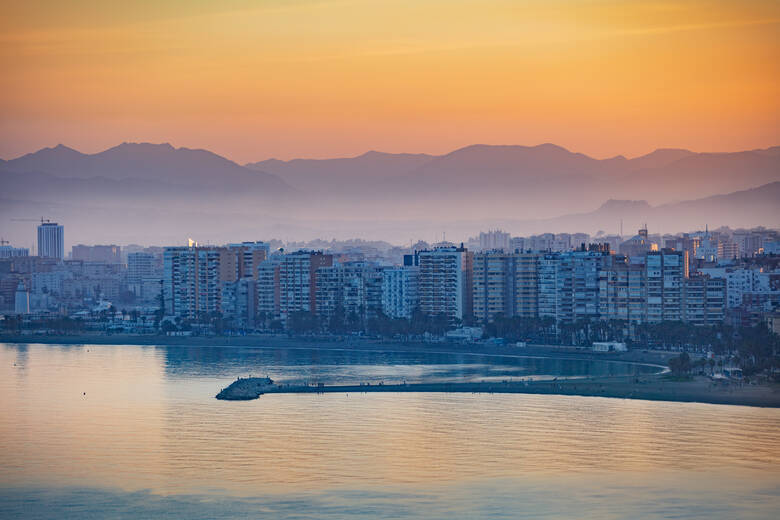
top-left (620, 148), bottom-right (696, 171)
top-left (246, 143), bottom-right (780, 218)
top-left (3, 142), bottom-right (292, 194)
top-left (247, 150), bottom-right (434, 195)
top-left (753, 146), bottom-right (780, 157)
top-left (1, 142), bottom-right (778, 246)
top-left (503, 182), bottom-right (780, 236)
top-left (616, 150), bottom-right (780, 203)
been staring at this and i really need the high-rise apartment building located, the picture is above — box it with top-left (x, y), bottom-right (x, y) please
top-left (683, 275), bottom-right (726, 326)
top-left (277, 251), bottom-right (333, 323)
top-left (514, 253), bottom-right (540, 317)
top-left (381, 266), bottom-right (420, 319)
top-left (599, 251), bottom-right (725, 326)
top-left (472, 251), bottom-right (515, 322)
top-left (227, 242), bottom-right (269, 279)
top-left (221, 278), bottom-right (257, 328)
top-left (570, 251), bottom-right (611, 321)
top-left (698, 267), bottom-right (776, 309)
top-left (599, 257), bottom-right (648, 324)
top-left (644, 250), bottom-right (687, 323)
top-left (256, 255), bottom-right (282, 321)
top-left (418, 246), bottom-right (473, 322)
top-left (478, 230), bottom-right (510, 252)
top-left (37, 222), bottom-right (64, 260)
top-left (470, 251), bottom-right (542, 323)
top-left (127, 251), bottom-right (160, 301)
top-left (717, 240), bottom-right (739, 261)
top-left (128, 252), bottom-right (154, 285)
top-left (538, 251), bottom-right (610, 323)
top-left (537, 253), bottom-right (560, 320)
top-left (163, 246), bottom-right (240, 319)
top-left (315, 261), bottom-right (383, 325)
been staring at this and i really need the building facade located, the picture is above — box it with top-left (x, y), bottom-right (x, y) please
top-left (37, 222), bottom-right (64, 260)
top-left (277, 251), bottom-right (333, 323)
top-left (418, 246), bottom-right (473, 322)
top-left (381, 266), bottom-right (420, 319)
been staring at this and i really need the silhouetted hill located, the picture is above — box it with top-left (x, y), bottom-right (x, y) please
top-left (1, 142), bottom-right (777, 246)
top-left (618, 150), bottom-right (780, 202)
top-left (245, 143), bottom-right (780, 218)
top-left (754, 146), bottom-right (780, 157)
top-left (247, 150), bottom-right (433, 195)
top-left (623, 148), bottom-right (696, 171)
top-left (505, 182), bottom-right (780, 236)
top-left (4, 142), bottom-right (292, 194)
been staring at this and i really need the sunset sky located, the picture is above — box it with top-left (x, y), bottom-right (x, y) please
top-left (1, 0), bottom-right (778, 162)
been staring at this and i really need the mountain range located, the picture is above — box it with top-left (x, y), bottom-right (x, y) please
top-left (1, 143), bottom-right (293, 205)
top-left (247, 143), bottom-right (780, 219)
top-left (1, 142), bottom-right (778, 245)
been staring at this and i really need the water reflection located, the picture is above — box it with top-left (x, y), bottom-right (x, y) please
top-left (0, 343), bottom-right (778, 519)
top-left (158, 344), bottom-right (659, 384)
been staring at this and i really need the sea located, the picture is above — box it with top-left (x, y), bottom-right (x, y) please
top-left (1, 342), bottom-right (778, 519)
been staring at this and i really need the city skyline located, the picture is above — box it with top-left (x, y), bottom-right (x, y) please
top-left (3, 219), bottom-right (777, 340)
top-left (2, 2), bottom-right (780, 516)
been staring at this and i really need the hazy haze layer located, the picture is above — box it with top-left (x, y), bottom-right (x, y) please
top-left (1, 142), bottom-right (778, 247)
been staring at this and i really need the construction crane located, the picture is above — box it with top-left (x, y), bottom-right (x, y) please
top-left (10, 217), bottom-right (52, 224)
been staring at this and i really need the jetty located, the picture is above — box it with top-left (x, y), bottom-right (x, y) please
top-left (215, 375), bottom-right (780, 407)
top-left (215, 377), bottom-right (275, 400)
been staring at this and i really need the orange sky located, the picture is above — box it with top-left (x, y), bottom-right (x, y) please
top-left (1, 0), bottom-right (778, 162)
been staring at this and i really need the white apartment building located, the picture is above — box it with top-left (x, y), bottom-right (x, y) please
top-left (478, 230), bottom-right (511, 252)
top-left (381, 266), bottom-right (420, 319)
top-left (699, 267), bottom-right (779, 309)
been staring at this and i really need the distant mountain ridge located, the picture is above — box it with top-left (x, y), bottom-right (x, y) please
top-left (502, 182), bottom-right (780, 236)
top-left (1, 141), bottom-right (778, 246)
top-left (2, 142), bottom-right (293, 195)
top-left (245, 143), bottom-right (780, 217)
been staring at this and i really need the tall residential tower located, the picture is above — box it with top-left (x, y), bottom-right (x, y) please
top-left (37, 221), bottom-right (64, 260)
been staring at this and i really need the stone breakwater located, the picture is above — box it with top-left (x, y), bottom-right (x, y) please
top-left (215, 375), bottom-right (780, 407)
top-left (216, 377), bottom-right (275, 400)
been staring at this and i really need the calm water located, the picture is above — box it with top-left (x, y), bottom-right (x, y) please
top-left (1, 343), bottom-right (778, 519)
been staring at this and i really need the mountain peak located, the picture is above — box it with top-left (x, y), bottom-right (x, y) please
top-left (534, 142), bottom-right (570, 153)
top-left (9, 143), bottom-right (84, 162)
top-left (109, 142), bottom-right (176, 153)
top-left (597, 199), bottom-right (652, 212)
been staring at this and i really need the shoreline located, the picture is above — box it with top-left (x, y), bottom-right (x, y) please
top-left (0, 333), bottom-right (673, 366)
top-left (4, 333), bottom-right (777, 408)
